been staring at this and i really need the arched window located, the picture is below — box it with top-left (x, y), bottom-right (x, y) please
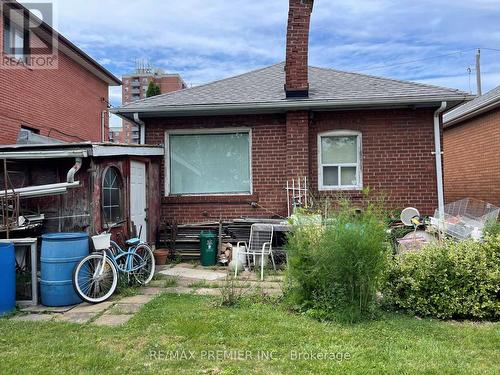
top-left (102, 167), bottom-right (123, 224)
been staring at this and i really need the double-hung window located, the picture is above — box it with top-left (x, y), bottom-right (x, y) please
top-left (318, 131), bottom-right (362, 190)
top-left (167, 129), bottom-right (251, 195)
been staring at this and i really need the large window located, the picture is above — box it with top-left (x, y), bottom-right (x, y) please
top-left (102, 167), bottom-right (123, 223)
top-left (167, 130), bottom-right (251, 195)
top-left (318, 131), bottom-right (362, 190)
top-left (3, 10), bottom-right (27, 60)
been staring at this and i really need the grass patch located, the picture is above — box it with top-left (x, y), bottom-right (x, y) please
top-left (0, 294), bottom-right (498, 374)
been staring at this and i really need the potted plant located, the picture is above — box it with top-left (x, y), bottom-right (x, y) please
top-left (153, 248), bottom-right (170, 265)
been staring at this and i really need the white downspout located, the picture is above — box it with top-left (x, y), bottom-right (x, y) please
top-left (433, 101), bottom-right (447, 228)
top-left (67, 158), bottom-right (82, 183)
top-left (101, 110), bottom-right (107, 142)
top-left (133, 112), bottom-right (146, 145)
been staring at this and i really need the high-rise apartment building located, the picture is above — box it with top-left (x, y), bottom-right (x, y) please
top-left (119, 63), bottom-right (186, 143)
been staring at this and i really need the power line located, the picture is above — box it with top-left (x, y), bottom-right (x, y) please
top-left (355, 48), bottom-right (476, 72)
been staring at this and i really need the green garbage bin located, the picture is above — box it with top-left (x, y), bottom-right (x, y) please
top-left (199, 231), bottom-right (218, 266)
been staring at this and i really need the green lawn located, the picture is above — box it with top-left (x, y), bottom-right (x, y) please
top-left (0, 294), bottom-right (498, 374)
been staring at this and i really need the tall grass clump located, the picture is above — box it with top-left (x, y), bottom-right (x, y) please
top-left (285, 200), bottom-right (389, 322)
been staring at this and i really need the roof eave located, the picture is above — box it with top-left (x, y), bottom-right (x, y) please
top-left (113, 95), bottom-right (472, 119)
top-left (444, 100), bottom-right (500, 128)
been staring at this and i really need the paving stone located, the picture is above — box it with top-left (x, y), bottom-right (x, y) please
top-left (69, 302), bottom-right (113, 314)
top-left (149, 280), bottom-right (167, 287)
top-left (56, 312), bottom-right (96, 324)
top-left (108, 303), bottom-right (142, 314)
top-left (175, 262), bottom-right (197, 269)
top-left (21, 304), bottom-right (77, 314)
top-left (118, 294), bottom-right (154, 304)
top-left (176, 277), bottom-right (195, 287)
top-left (154, 264), bottom-right (170, 272)
top-left (93, 314), bottom-right (132, 326)
top-left (11, 314), bottom-right (54, 322)
top-left (140, 287), bottom-right (164, 295)
top-left (159, 267), bottom-right (226, 281)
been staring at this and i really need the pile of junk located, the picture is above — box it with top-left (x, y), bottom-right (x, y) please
top-left (392, 198), bottom-right (500, 253)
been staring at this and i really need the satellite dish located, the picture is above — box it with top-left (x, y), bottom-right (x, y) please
top-left (401, 207), bottom-right (420, 226)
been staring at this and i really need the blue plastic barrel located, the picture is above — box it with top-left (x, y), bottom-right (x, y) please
top-left (40, 232), bottom-right (89, 306)
top-left (0, 243), bottom-right (15, 315)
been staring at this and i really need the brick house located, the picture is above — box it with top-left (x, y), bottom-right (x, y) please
top-left (0, 0), bottom-right (121, 144)
top-left (443, 85), bottom-right (500, 207)
top-left (114, 0), bottom-right (471, 223)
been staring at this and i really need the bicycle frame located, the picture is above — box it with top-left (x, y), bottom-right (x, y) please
top-left (94, 240), bottom-right (149, 277)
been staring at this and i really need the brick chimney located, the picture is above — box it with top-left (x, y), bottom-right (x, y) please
top-left (284, 0), bottom-right (314, 98)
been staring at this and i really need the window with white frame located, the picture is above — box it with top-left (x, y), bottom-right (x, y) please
top-left (318, 131), bottom-right (362, 190)
top-left (167, 130), bottom-right (251, 195)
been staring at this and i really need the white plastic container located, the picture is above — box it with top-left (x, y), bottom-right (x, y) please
top-left (91, 233), bottom-right (111, 250)
top-left (233, 246), bottom-right (247, 266)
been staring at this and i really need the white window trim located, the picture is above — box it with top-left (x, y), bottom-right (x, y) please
top-left (318, 130), bottom-right (363, 191)
top-left (164, 128), bottom-right (253, 196)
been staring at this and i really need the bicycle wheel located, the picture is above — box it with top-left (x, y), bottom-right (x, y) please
top-left (73, 253), bottom-right (118, 303)
top-left (131, 244), bottom-right (155, 285)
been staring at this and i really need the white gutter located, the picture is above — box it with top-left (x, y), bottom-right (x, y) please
top-left (133, 112), bottom-right (146, 144)
top-left (0, 149), bottom-right (88, 159)
top-left (433, 102), bottom-right (447, 227)
top-left (113, 95), bottom-right (471, 117)
top-left (444, 99), bottom-right (500, 128)
top-left (0, 182), bottom-right (80, 198)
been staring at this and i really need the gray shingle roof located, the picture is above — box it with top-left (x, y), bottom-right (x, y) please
top-left (443, 85), bottom-right (500, 125)
top-left (115, 62), bottom-right (470, 115)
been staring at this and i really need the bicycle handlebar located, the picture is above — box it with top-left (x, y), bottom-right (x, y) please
top-left (100, 219), bottom-right (126, 234)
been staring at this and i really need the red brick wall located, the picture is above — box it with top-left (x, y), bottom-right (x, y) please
top-left (0, 15), bottom-right (110, 144)
top-left (145, 108), bottom-right (441, 223)
top-left (286, 111), bottom-right (310, 179)
top-left (284, 0), bottom-right (313, 93)
top-left (444, 108), bottom-right (500, 207)
top-left (310, 109), bottom-right (439, 214)
top-left (145, 114), bottom-right (288, 223)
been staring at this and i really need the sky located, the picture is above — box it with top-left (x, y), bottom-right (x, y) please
top-left (23, 0), bottom-right (500, 125)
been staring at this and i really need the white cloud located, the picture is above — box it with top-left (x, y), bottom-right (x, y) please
top-left (29, 0), bottom-right (500, 95)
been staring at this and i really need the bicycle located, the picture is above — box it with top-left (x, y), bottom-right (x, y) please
top-left (72, 221), bottom-right (155, 303)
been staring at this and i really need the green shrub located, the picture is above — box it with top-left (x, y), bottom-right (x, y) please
top-left (484, 220), bottom-right (500, 237)
top-left (285, 201), bottom-right (389, 322)
top-left (382, 235), bottom-right (500, 320)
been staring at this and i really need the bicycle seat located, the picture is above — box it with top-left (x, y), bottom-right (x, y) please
top-left (125, 237), bottom-right (140, 246)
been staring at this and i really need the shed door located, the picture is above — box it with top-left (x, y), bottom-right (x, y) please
top-left (130, 161), bottom-right (147, 242)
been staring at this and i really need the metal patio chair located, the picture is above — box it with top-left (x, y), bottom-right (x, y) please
top-left (235, 223), bottom-right (275, 280)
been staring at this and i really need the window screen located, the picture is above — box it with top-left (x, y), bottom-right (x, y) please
top-left (169, 132), bottom-right (251, 195)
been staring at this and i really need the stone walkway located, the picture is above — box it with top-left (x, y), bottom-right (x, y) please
top-left (11, 263), bottom-right (284, 326)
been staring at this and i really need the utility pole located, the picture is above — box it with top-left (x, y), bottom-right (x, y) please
top-left (476, 48), bottom-right (482, 96)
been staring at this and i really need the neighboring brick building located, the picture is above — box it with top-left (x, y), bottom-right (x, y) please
top-left (443, 86), bottom-right (500, 207)
top-left (114, 0), bottom-right (471, 223)
top-left (121, 65), bottom-right (186, 143)
top-left (0, 1), bottom-right (121, 144)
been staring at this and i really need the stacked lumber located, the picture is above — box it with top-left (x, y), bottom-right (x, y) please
top-left (158, 218), bottom-right (289, 260)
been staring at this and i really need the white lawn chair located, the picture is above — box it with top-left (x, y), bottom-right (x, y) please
top-left (235, 223), bottom-right (275, 280)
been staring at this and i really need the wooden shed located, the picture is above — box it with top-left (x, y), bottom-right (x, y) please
top-left (0, 143), bottom-right (163, 245)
